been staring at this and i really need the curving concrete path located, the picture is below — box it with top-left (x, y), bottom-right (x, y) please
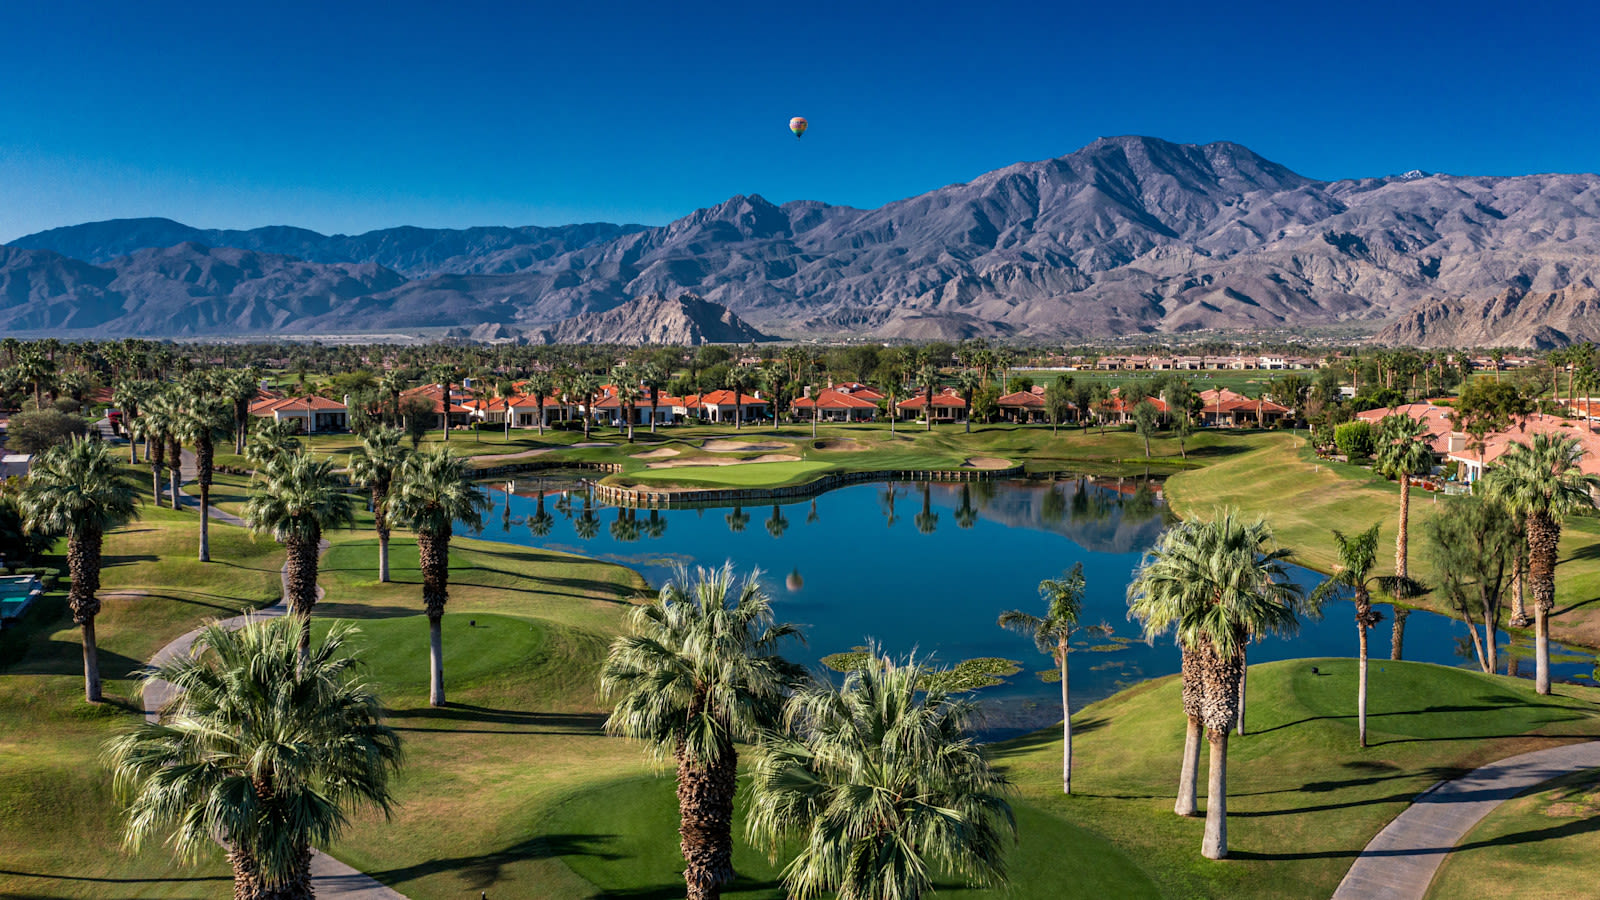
top-left (1331, 740), bottom-right (1600, 900)
top-left (140, 529), bottom-right (409, 899)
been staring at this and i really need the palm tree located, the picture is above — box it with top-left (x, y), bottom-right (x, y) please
top-left (639, 363), bottom-right (669, 433)
top-left (245, 419), bottom-right (304, 468)
top-left (745, 648), bottom-right (1014, 900)
top-left (915, 482), bottom-right (939, 534)
top-left (129, 394), bottom-right (172, 508)
top-left (379, 370), bottom-right (408, 426)
top-left (176, 385), bottom-right (234, 562)
top-left (243, 451), bottom-right (353, 661)
top-left (222, 368), bottom-right (262, 455)
top-left (918, 363), bottom-right (940, 432)
top-left (615, 381), bottom-right (641, 442)
top-left (726, 363), bottom-right (760, 430)
top-left (107, 617), bottom-right (401, 899)
top-left (526, 372), bottom-right (555, 435)
top-left (111, 378), bottom-right (153, 464)
top-left (1127, 511), bottom-right (1306, 859)
top-left (573, 373), bottom-right (601, 440)
top-left (1374, 413), bottom-right (1433, 659)
top-left (20, 438), bottom-right (139, 702)
top-left (1483, 434), bottom-right (1599, 694)
top-left (348, 426), bottom-right (410, 583)
top-left (956, 483), bottom-right (979, 529)
top-left (429, 366), bottom-right (456, 442)
top-left (387, 448), bottom-right (488, 706)
top-left (999, 563), bottom-right (1086, 793)
top-left (725, 504), bottom-right (750, 534)
top-left (958, 369), bottom-right (983, 433)
top-left (602, 564), bottom-right (804, 900)
top-left (1311, 525), bottom-right (1422, 747)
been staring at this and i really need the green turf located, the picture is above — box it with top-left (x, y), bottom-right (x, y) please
top-left (621, 459), bottom-right (835, 488)
top-left (1425, 767), bottom-right (1600, 899)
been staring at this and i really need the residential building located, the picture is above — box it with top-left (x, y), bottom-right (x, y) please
top-left (897, 388), bottom-right (968, 423)
top-left (248, 395), bottom-right (349, 433)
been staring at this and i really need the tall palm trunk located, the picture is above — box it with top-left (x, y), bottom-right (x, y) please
top-left (418, 528), bottom-right (451, 706)
top-left (227, 844), bottom-right (312, 900)
top-left (1355, 586), bottom-right (1379, 747)
top-left (1396, 478), bottom-right (1411, 578)
top-left (167, 436), bottom-right (182, 510)
top-left (197, 437), bottom-right (214, 562)
top-left (1235, 645), bottom-right (1248, 736)
top-left (1510, 538), bottom-right (1530, 626)
top-left (1175, 650), bottom-right (1202, 817)
top-left (1058, 640), bottom-right (1073, 794)
top-left (373, 483), bottom-right (391, 583)
top-left (1528, 512), bottom-right (1559, 695)
top-left (150, 442), bottom-right (166, 507)
top-left (924, 387), bottom-right (934, 432)
top-left (1198, 636), bottom-right (1244, 860)
top-left (676, 731), bottom-right (738, 899)
top-left (68, 528), bottom-right (104, 703)
top-left (1203, 729), bottom-right (1231, 859)
top-left (284, 531), bottom-right (321, 664)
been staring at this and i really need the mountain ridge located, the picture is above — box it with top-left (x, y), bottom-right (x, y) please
top-left (8, 135), bottom-right (1600, 346)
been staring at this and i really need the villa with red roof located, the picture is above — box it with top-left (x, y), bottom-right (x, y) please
top-left (591, 385), bottom-right (680, 427)
top-left (1100, 391), bottom-right (1169, 424)
top-left (897, 388), bottom-right (967, 423)
top-left (400, 383), bottom-right (473, 430)
top-left (997, 386), bottom-right (1051, 423)
top-left (791, 388), bottom-right (878, 422)
top-left (675, 390), bottom-right (769, 424)
top-left (248, 395), bottom-right (349, 433)
top-left (1197, 388), bottom-right (1290, 428)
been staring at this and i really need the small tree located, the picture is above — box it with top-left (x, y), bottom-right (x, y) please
top-left (999, 563), bottom-right (1086, 792)
top-left (1133, 400), bottom-right (1160, 459)
top-left (1044, 378), bottom-right (1073, 434)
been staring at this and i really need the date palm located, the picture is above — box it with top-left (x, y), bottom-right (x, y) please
top-left (573, 373), bottom-right (601, 440)
top-left (918, 363), bottom-right (939, 431)
top-left (1311, 525), bottom-right (1422, 747)
top-left (175, 383), bottom-right (234, 562)
top-left (1374, 414), bottom-right (1433, 658)
top-left (244, 450), bottom-right (354, 662)
top-left (108, 616), bottom-right (401, 899)
top-left (348, 425), bottom-right (410, 583)
top-left (20, 437), bottom-right (139, 702)
top-left (111, 377), bottom-right (154, 464)
top-left (1483, 434), bottom-right (1599, 694)
top-left (746, 648), bottom-right (1014, 900)
top-left (999, 563), bottom-right (1085, 793)
top-left (1127, 511), bottom-right (1305, 858)
top-left (639, 363), bottom-right (669, 433)
top-left (222, 368), bottom-right (263, 455)
top-left (602, 564), bottom-right (804, 900)
top-left (387, 448), bottom-right (488, 707)
top-left (378, 370), bottom-right (408, 426)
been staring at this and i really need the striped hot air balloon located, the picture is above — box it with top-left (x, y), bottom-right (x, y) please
top-left (789, 116), bottom-right (808, 139)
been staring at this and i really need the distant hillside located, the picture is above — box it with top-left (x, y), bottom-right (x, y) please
top-left (9, 135), bottom-right (1600, 345)
top-left (548, 294), bottom-right (770, 345)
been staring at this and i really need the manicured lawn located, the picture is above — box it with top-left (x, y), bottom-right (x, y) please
top-left (0, 507), bottom-right (285, 898)
top-left (622, 459), bottom-right (835, 488)
top-left (1425, 766), bottom-right (1600, 899)
top-left (536, 659), bottom-right (1600, 900)
top-left (1165, 432), bottom-right (1600, 648)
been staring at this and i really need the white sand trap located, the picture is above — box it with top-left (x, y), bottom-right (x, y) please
top-left (631, 447), bottom-right (680, 459)
top-left (961, 457), bottom-right (1012, 469)
top-left (647, 454), bottom-right (800, 469)
top-left (702, 439), bottom-right (789, 452)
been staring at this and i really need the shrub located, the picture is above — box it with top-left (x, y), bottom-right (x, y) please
top-left (1334, 420), bottom-right (1376, 460)
top-left (5, 409), bottom-right (89, 455)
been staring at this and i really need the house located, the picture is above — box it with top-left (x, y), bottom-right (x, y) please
top-left (1100, 391), bottom-right (1169, 424)
top-left (1196, 389), bottom-right (1288, 427)
top-left (399, 384), bottom-right (473, 431)
top-left (997, 387), bottom-right (1050, 423)
top-left (897, 388), bottom-right (968, 423)
top-left (1354, 403), bottom-right (1458, 455)
top-left (248, 395), bottom-right (349, 433)
top-left (831, 382), bottom-right (886, 401)
top-left (591, 386), bottom-right (680, 427)
top-left (1447, 413), bottom-right (1600, 484)
top-left (676, 390), bottom-right (769, 424)
top-left (791, 388), bottom-right (878, 423)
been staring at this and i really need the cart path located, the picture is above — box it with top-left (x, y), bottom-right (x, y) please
top-left (140, 538), bottom-right (410, 900)
top-left (1331, 740), bottom-right (1600, 900)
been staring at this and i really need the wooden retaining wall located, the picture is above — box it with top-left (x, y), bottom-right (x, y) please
top-left (589, 465), bottom-right (1026, 508)
top-left (473, 460), bottom-right (624, 478)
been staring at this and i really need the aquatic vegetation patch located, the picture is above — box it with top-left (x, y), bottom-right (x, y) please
top-left (920, 657), bottom-right (1021, 692)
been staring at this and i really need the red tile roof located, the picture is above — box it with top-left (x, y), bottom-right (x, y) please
top-left (997, 390), bottom-right (1047, 408)
top-left (793, 389), bottom-right (879, 410)
top-left (250, 395), bottom-right (347, 414)
top-left (898, 388), bottom-right (967, 410)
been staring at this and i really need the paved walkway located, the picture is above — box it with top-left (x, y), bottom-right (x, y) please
top-left (174, 449), bottom-right (248, 527)
top-left (141, 536), bottom-right (409, 900)
top-left (1331, 740), bottom-right (1600, 900)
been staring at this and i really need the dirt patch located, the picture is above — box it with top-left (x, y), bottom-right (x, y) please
top-left (702, 439), bottom-right (789, 452)
top-left (814, 439), bottom-right (868, 452)
top-left (962, 456), bottom-right (1013, 469)
top-left (646, 454), bottom-right (800, 469)
top-left (630, 448), bottom-right (680, 459)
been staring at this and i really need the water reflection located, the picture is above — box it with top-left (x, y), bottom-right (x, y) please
top-left (466, 475), bottom-right (1595, 739)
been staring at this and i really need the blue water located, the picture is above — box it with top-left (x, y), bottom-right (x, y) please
top-left (464, 476), bottom-right (1597, 738)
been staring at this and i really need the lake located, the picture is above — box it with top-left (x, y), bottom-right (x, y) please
top-left (464, 474), bottom-right (1597, 739)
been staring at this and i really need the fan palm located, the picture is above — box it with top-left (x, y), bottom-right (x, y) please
top-left (639, 363), bottom-right (669, 433)
top-left (1374, 413), bottom-right (1433, 658)
top-left (528, 491), bottom-right (554, 537)
top-left (243, 451), bottom-right (353, 661)
top-left (222, 368), bottom-right (263, 455)
top-left (725, 504), bottom-right (750, 534)
top-left (918, 363), bottom-right (939, 431)
top-left (347, 426), bottom-right (410, 583)
top-left (107, 616), bottom-right (401, 898)
top-left (1127, 510), bottom-right (1306, 858)
top-left (1482, 434), bottom-right (1599, 694)
top-left (764, 504), bottom-right (788, 538)
top-left (602, 564), bottom-right (804, 900)
top-left (19, 438), bottom-right (139, 702)
top-left (915, 482), bottom-right (939, 534)
top-left (746, 648), bottom-right (1014, 900)
top-left (1310, 525), bottom-right (1422, 747)
top-left (246, 418), bottom-right (303, 468)
top-left (615, 380), bottom-right (641, 442)
top-left (387, 448), bottom-right (488, 706)
top-left (999, 563), bottom-right (1086, 792)
top-left (573, 373), bottom-right (601, 439)
top-left (526, 372), bottom-right (555, 435)
top-left (111, 378), bottom-right (153, 464)
top-left (129, 392), bottom-right (173, 508)
top-left (175, 382), bottom-right (234, 562)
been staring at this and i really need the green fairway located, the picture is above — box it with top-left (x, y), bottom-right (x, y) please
top-left (1426, 767), bottom-right (1600, 899)
top-left (1165, 432), bottom-right (1600, 649)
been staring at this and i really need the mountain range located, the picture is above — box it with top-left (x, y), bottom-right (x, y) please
top-left (7, 135), bottom-right (1600, 346)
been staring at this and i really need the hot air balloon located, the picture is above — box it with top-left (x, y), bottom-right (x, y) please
top-left (789, 116), bottom-right (808, 139)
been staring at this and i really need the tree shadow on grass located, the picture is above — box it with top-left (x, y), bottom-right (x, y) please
top-left (0, 868), bottom-right (229, 885)
top-left (388, 703), bottom-right (607, 735)
top-left (1451, 813), bottom-right (1600, 852)
top-left (368, 832), bottom-right (625, 891)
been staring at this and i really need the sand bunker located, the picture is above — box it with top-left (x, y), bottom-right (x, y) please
top-left (813, 438), bottom-right (868, 452)
top-left (630, 447), bottom-right (681, 459)
top-left (646, 454), bottom-right (800, 469)
top-left (702, 439), bottom-right (790, 452)
top-left (961, 457), bottom-right (1013, 469)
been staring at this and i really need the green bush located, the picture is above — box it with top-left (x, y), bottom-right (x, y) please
top-left (1334, 420), bottom-right (1375, 460)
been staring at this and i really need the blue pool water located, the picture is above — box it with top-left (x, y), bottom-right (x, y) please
top-left (464, 476), bottom-right (1597, 738)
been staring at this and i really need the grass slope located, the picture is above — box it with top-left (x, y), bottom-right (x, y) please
top-left (1425, 766), bottom-right (1600, 899)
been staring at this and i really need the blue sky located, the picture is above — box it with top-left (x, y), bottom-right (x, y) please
top-left (3, 0), bottom-right (1598, 241)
